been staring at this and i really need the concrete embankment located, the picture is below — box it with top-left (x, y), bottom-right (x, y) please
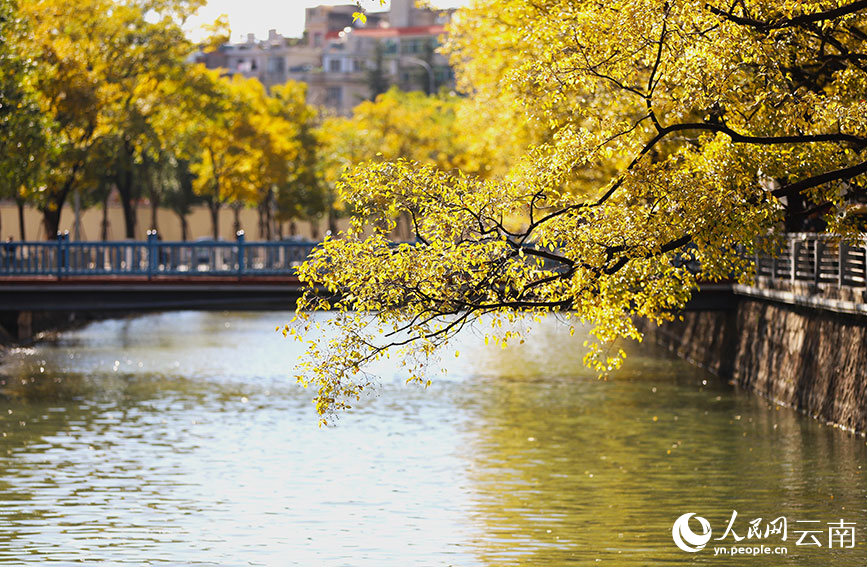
top-left (639, 288), bottom-right (867, 433)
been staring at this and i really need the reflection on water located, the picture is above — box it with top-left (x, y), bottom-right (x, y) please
top-left (0, 312), bottom-right (865, 565)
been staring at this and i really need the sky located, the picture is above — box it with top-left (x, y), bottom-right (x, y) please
top-left (185, 0), bottom-right (468, 43)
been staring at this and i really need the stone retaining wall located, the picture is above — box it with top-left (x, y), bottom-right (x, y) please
top-left (639, 296), bottom-right (867, 433)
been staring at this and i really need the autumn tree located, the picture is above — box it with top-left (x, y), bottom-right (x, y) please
top-left (291, 0), bottom-right (867, 422)
top-left (18, 0), bottom-right (203, 239)
top-left (187, 72), bottom-right (258, 239)
top-left (16, 0), bottom-right (102, 238)
top-left (347, 88), bottom-right (470, 171)
top-left (96, 1), bottom-right (203, 239)
top-left (148, 64), bottom-right (226, 240)
top-left (0, 0), bottom-right (48, 240)
top-left (159, 159), bottom-right (201, 241)
top-left (315, 88), bottom-right (479, 239)
top-left (268, 82), bottom-right (326, 239)
top-left (187, 73), bottom-right (311, 239)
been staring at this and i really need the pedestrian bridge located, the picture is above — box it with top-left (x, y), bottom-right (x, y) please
top-left (0, 232), bottom-right (315, 312)
top-left (1, 232), bottom-right (865, 314)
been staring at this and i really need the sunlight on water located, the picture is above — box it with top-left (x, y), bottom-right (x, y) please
top-left (1, 312), bottom-right (865, 565)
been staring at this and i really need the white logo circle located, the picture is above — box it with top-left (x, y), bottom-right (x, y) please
top-left (672, 513), bottom-right (712, 552)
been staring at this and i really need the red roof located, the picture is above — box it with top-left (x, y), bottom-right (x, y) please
top-left (326, 25), bottom-right (446, 40)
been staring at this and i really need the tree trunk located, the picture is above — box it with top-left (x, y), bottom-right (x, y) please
top-left (258, 204), bottom-right (267, 240)
top-left (258, 191), bottom-right (274, 241)
top-left (72, 189), bottom-right (82, 240)
top-left (101, 191), bottom-right (110, 241)
top-left (328, 207), bottom-right (338, 237)
top-left (41, 184), bottom-right (74, 240)
top-left (147, 167), bottom-right (160, 232)
top-left (266, 189), bottom-right (275, 240)
top-left (208, 200), bottom-right (220, 239)
top-left (119, 181), bottom-right (137, 239)
top-left (115, 143), bottom-right (139, 239)
top-left (16, 199), bottom-right (26, 241)
top-left (232, 203), bottom-right (242, 235)
top-left (42, 207), bottom-right (62, 241)
top-left (38, 161), bottom-right (81, 241)
top-left (150, 193), bottom-right (159, 232)
top-left (178, 212), bottom-right (189, 241)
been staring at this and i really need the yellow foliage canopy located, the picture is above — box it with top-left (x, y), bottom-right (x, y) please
top-left (292, 0), bottom-right (867, 422)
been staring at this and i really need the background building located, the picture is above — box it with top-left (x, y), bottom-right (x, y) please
top-left (196, 0), bottom-right (455, 115)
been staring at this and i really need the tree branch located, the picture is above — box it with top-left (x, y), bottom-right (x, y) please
top-left (772, 159), bottom-right (867, 198)
top-left (706, 1), bottom-right (867, 31)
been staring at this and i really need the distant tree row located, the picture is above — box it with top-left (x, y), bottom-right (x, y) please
top-left (0, 0), bottom-right (489, 241)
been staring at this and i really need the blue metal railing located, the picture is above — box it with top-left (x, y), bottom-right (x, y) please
top-left (750, 233), bottom-right (867, 289)
top-left (0, 231), bottom-right (318, 278)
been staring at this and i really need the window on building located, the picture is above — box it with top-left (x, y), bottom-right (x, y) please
top-left (434, 66), bottom-right (452, 83)
top-left (403, 38), bottom-right (424, 54)
top-left (268, 57), bottom-right (285, 75)
top-left (251, 59), bottom-right (258, 71)
top-left (326, 86), bottom-right (343, 108)
top-left (314, 32), bottom-right (323, 47)
top-left (353, 59), bottom-right (364, 72)
top-left (328, 58), bottom-right (342, 73)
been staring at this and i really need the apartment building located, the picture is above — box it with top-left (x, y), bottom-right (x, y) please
top-left (196, 0), bottom-right (455, 115)
top-left (196, 29), bottom-right (320, 90)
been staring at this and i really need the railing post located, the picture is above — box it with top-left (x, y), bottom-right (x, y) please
top-left (236, 230), bottom-right (245, 278)
top-left (790, 238), bottom-right (797, 282)
top-left (56, 232), bottom-right (62, 279)
top-left (56, 231), bottom-right (69, 279)
top-left (814, 238), bottom-right (823, 286)
top-left (839, 240), bottom-right (847, 287)
top-left (63, 231), bottom-right (70, 274)
top-left (147, 230), bottom-right (157, 279)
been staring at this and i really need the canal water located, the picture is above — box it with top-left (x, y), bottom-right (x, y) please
top-left (0, 312), bottom-right (865, 565)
